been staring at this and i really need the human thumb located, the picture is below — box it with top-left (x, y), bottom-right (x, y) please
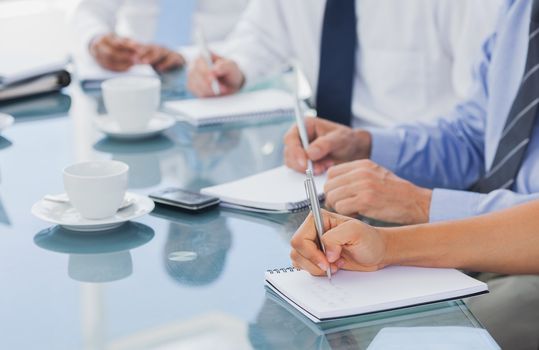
top-left (307, 133), bottom-right (338, 161)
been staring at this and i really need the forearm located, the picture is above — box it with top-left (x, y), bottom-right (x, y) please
top-left (370, 114), bottom-right (486, 189)
top-left (369, 35), bottom-right (492, 190)
top-left (429, 188), bottom-right (539, 223)
top-left (381, 201), bottom-right (539, 274)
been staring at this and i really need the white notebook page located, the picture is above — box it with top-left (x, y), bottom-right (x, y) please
top-left (266, 266), bottom-right (487, 322)
top-left (164, 89), bottom-right (294, 125)
top-left (201, 166), bottom-right (326, 212)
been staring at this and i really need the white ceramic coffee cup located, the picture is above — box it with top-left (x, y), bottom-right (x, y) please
top-left (63, 160), bottom-right (129, 219)
top-left (102, 77), bottom-right (160, 132)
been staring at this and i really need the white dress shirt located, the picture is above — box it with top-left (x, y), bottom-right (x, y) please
top-left (223, 0), bottom-right (503, 127)
top-left (71, 0), bottom-right (249, 57)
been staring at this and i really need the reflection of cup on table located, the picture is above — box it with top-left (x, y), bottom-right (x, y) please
top-left (34, 222), bottom-right (155, 283)
top-left (63, 160), bottom-right (129, 219)
top-left (93, 135), bottom-right (175, 188)
top-left (69, 251), bottom-right (133, 282)
top-left (102, 77), bottom-right (160, 131)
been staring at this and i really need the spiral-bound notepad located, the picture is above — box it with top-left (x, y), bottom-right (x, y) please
top-left (200, 166), bottom-right (326, 213)
top-left (163, 89), bottom-right (295, 126)
top-left (265, 266), bottom-right (488, 323)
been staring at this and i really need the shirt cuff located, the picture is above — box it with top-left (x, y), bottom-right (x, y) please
top-left (367, 127), bottom-right (403, 172)
top-left (226, 53), bottom-right (263, 88)
top-left (179, 40), bottom-right (232, 66)
top-left (429, 188), bottom-right (484, 223)
top-left (177, 45), bottom-right (198, 65)
top-left (74, 28), bottom-right (108, 62)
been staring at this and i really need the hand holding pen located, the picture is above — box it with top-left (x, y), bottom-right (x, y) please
top-left (195, 29), bottom-right (221, 95)
top-left (284, 65), bottom-right (372, 176)
top-left (187, 30), bottom-right (245, 97)
top-left (290, 208), bottom-right (388, 277)
top-left (283, 115), bottom-right (372, 175)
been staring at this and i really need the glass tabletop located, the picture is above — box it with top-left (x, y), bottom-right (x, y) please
top-left (0, 82), bottom-right (486, 350)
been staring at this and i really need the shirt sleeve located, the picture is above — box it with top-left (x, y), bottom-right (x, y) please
top-left (368, 14), bottom-right (510, 223)
top-left (70, 0), bottom-right (123, 58)
top-left (369, 2), bottom-right (528, 223)
top-left (369, 0), bottom-right (508, 187)
top-left (219, 0), bottom-right (294, 87)
top-left (178, 39), bottom-right (236, 65)
top-left (369, 31), bottom-right (494, 190)
top-left (430, 189), bottom-right (539, 222)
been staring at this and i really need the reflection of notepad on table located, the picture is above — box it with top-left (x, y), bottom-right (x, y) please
top-left (163, 89), bottom-right (294, 126)
top-left (200, 166), bottom-right (325, 213)
top-left (367, 327), bottom-right (500, 350)
top-left (265, 266), bottom-right (488, 323)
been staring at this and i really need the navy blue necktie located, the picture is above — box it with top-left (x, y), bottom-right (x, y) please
top-left (471, 0), bottom-right (539, 193)
top-left (316, 0), bottom-right (357, 126)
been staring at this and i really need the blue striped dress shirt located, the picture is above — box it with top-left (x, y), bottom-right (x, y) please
top-left (369, 0), bottom-right (539, 222)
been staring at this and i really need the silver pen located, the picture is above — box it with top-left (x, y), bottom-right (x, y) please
top-left (304, 169), bottom-right (331, 280)
top-left (292, 62), bottom-right (314, 172)
top-left (195, 28), bottom-right (221, 96)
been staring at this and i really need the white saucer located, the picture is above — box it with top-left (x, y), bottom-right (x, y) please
top-left (31, 192), bottom-right (155, 232)
top-left (94, 112), bottom-right (176, 140)
top-left (0, 113), bottom-right (14, 133)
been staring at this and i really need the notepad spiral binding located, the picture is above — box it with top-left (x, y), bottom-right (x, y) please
top-left (200, 109), bottom-right (295, 126)
top-left (287, 193), bottom-right (326, 212)
top-left (287, 200), bottom-right (310, 212)
top-left (266, 267), bottom-right (301, 274)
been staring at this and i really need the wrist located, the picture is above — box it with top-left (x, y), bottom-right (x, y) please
top-left (416, 187), bottom-right (432, 224)
top-left (353, 129), bottom-right (372, 159)
top-left (174, 51), bottom-right (186, 66)
top-left (378, 228), bottom-right (393, 268)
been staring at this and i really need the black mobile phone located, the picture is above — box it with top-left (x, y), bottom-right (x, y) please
top-left (149, 188), bottom-right (220, 211)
